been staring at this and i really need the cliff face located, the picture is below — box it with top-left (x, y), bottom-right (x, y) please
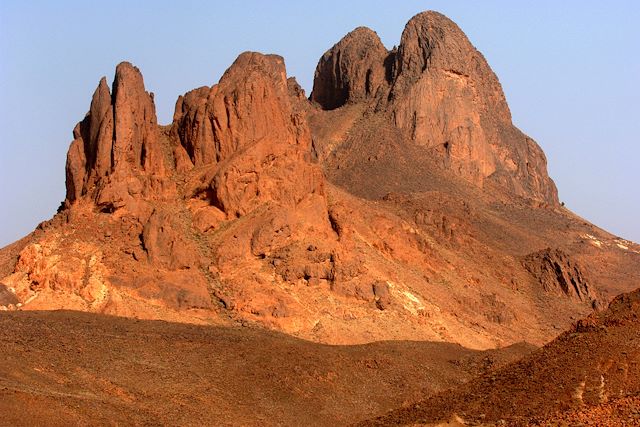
top-left (311, 27), bottom-right (389, 110)
top-left (1, 11), bottom-right (638, 349)
top-left (172, 52), bottom-right (326, 218)
top-left (311, 11), bottom-right (558, 205)
top-left (1, 52), bottom-right (331, 328)
top-left (65, 63), bottom-right (171, 214)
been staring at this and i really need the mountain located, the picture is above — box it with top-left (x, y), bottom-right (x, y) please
top-left (1, 11), bottom-right (638, 351)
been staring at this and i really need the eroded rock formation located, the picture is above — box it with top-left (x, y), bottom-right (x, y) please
top-left (1, 11), bottom-right (638, 349)
top-left (65, 62), bottom-right (171, 214)
top-left (174, 52), bottom-right (326, 219)
top-left (311, 27), bottom-right (389, 109)
top-left (523, 248), bottom-right (601, 308)
top-left (311, 11), bottom-right (558, 204)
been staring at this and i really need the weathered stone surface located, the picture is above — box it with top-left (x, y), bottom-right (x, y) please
top-left (172, 86), bottom-right (214, 167)
top-left (177, 52), bottom-right (326, 218)
top-left (372, 280), bottom-right (392, 310)
top-left (1, 11), bottom-right (638, 349)
top-left (1, 234), bottom-right (110, 311)
top-left (141, 209), bottom-right (201, 270)
top-left (311, 11), bottom-right (558, 205)
top-left (287, 77), bottom-right (308, 104)
top-left (65, 62), bottom-right (169, 211)
top-left (523, 248), bottom-right (601, 308)
top-left (388, 12), bottom-right (558, 203)
top-left (311, 27), bottom-right (389, 110)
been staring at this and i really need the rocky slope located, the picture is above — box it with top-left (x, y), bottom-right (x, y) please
top-left (361, 287), bottom-right (640, 425)
top-left (0, 310), bottom-right (534, 426)
top-left (311, 11), bottom-right (558, 203)
top-left (0, 11), bottom-right (638, 350)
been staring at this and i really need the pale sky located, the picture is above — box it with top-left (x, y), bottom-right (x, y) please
top-left (1, 0), bottom-right (638, 245)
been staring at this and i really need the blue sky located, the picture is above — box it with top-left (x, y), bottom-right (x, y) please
top-left (1, 0), bottom-right (638, 245)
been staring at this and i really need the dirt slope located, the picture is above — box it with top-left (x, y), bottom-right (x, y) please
top-left (0, 311), bottom-right (533, 427)
top-left (361, 287), bottom-right (640, 426)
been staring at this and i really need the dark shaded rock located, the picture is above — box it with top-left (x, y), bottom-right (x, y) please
top-left (523, 248), bottom-right (601, 308)
top-left (311, 27), bottom-right (389, 110)
top-left (373, 280), bottom-right (392, 310)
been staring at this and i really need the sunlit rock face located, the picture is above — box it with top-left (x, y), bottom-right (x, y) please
top-left (2, 11), bottom-right (638, 351)
top-left (312, 11), bottom-right (558, 204)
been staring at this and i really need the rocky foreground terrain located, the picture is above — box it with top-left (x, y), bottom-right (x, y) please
top-left (362, 288), bottom-right (640, 425)
top-left (1, 10), bottom-right (638, 426)
top-left (0, 311), bottom-right (533, 426)
top-left (1, 289), bottom-right (637, 426)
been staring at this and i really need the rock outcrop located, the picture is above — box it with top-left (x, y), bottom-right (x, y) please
top-left (174, 52), bottom-right (326, 219)
top-left (388, 12), bottom-right (557, 203)
top-left (311, 27), bottom-right (389, 110)
top-left (65, 63), bottom-right (171, 213)
top-left (1, 11), bottom-right (638, 349)
top-left (3, 52), bottom-right (336, 330)
top-left (311, 11), bottom-right (558, 205)
top-left (523, 248), bottom-right (601, 308)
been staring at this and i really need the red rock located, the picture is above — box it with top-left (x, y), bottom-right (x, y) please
top-left (65, 62), bottom-right (170, 212)
top-left (172, 86), bottom-right (215, 167)
top-left (311, 11), bottom-right (559, 205)
top-left (1, 11), bottom-right (638, 350)
top-left (141, 209), bottom-right (201, 270)
top-left (311, 27), bottom-right (389, 109)
top-left (389, 11), bottom-right (558, 204)
top-left (176, 52), bottom-right (326, 218)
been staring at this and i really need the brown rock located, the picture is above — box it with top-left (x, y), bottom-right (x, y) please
top-left (311, 11), bottom-right (559, 205)
top-left (65, 62), bottom-right (169, 211)
top-left (523, 247), bottom-right (600, 308)
top-left (177, 52), bottom-right (326, 218)
top-left (388, 11), bottom-right (558, 203)
top-left (125, 272), bottom-right (212, 311)
top-left (287, 77), bottom-right (307, 103)
top-left (0, 284), bottom-right (19, 306)
top-left (141, 209), bottom-right (201, 270)
top-left (172, 86), bottom-right (215, 167)
top-left (1, 11), bottom-right (638, 350)
top-left (365, 287), bottom-right (640, 425)
top-left (311, 27), bottom-right (389, 110)
top-left (372, 280), bottom-right (392, 310)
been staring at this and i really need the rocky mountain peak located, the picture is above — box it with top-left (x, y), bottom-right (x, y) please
top-left (65, 61), bottom-right (168, 213)
top-left (390, 12), bottom-right (498, 99)
top-left (310, 26), bottom-right (389, 110)
top-left (2, 10), bottom-right (637, 354)
top-left (172, 51), bottom-right (325, 218)
top-left (310, 11), bottom-right (558, 205)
